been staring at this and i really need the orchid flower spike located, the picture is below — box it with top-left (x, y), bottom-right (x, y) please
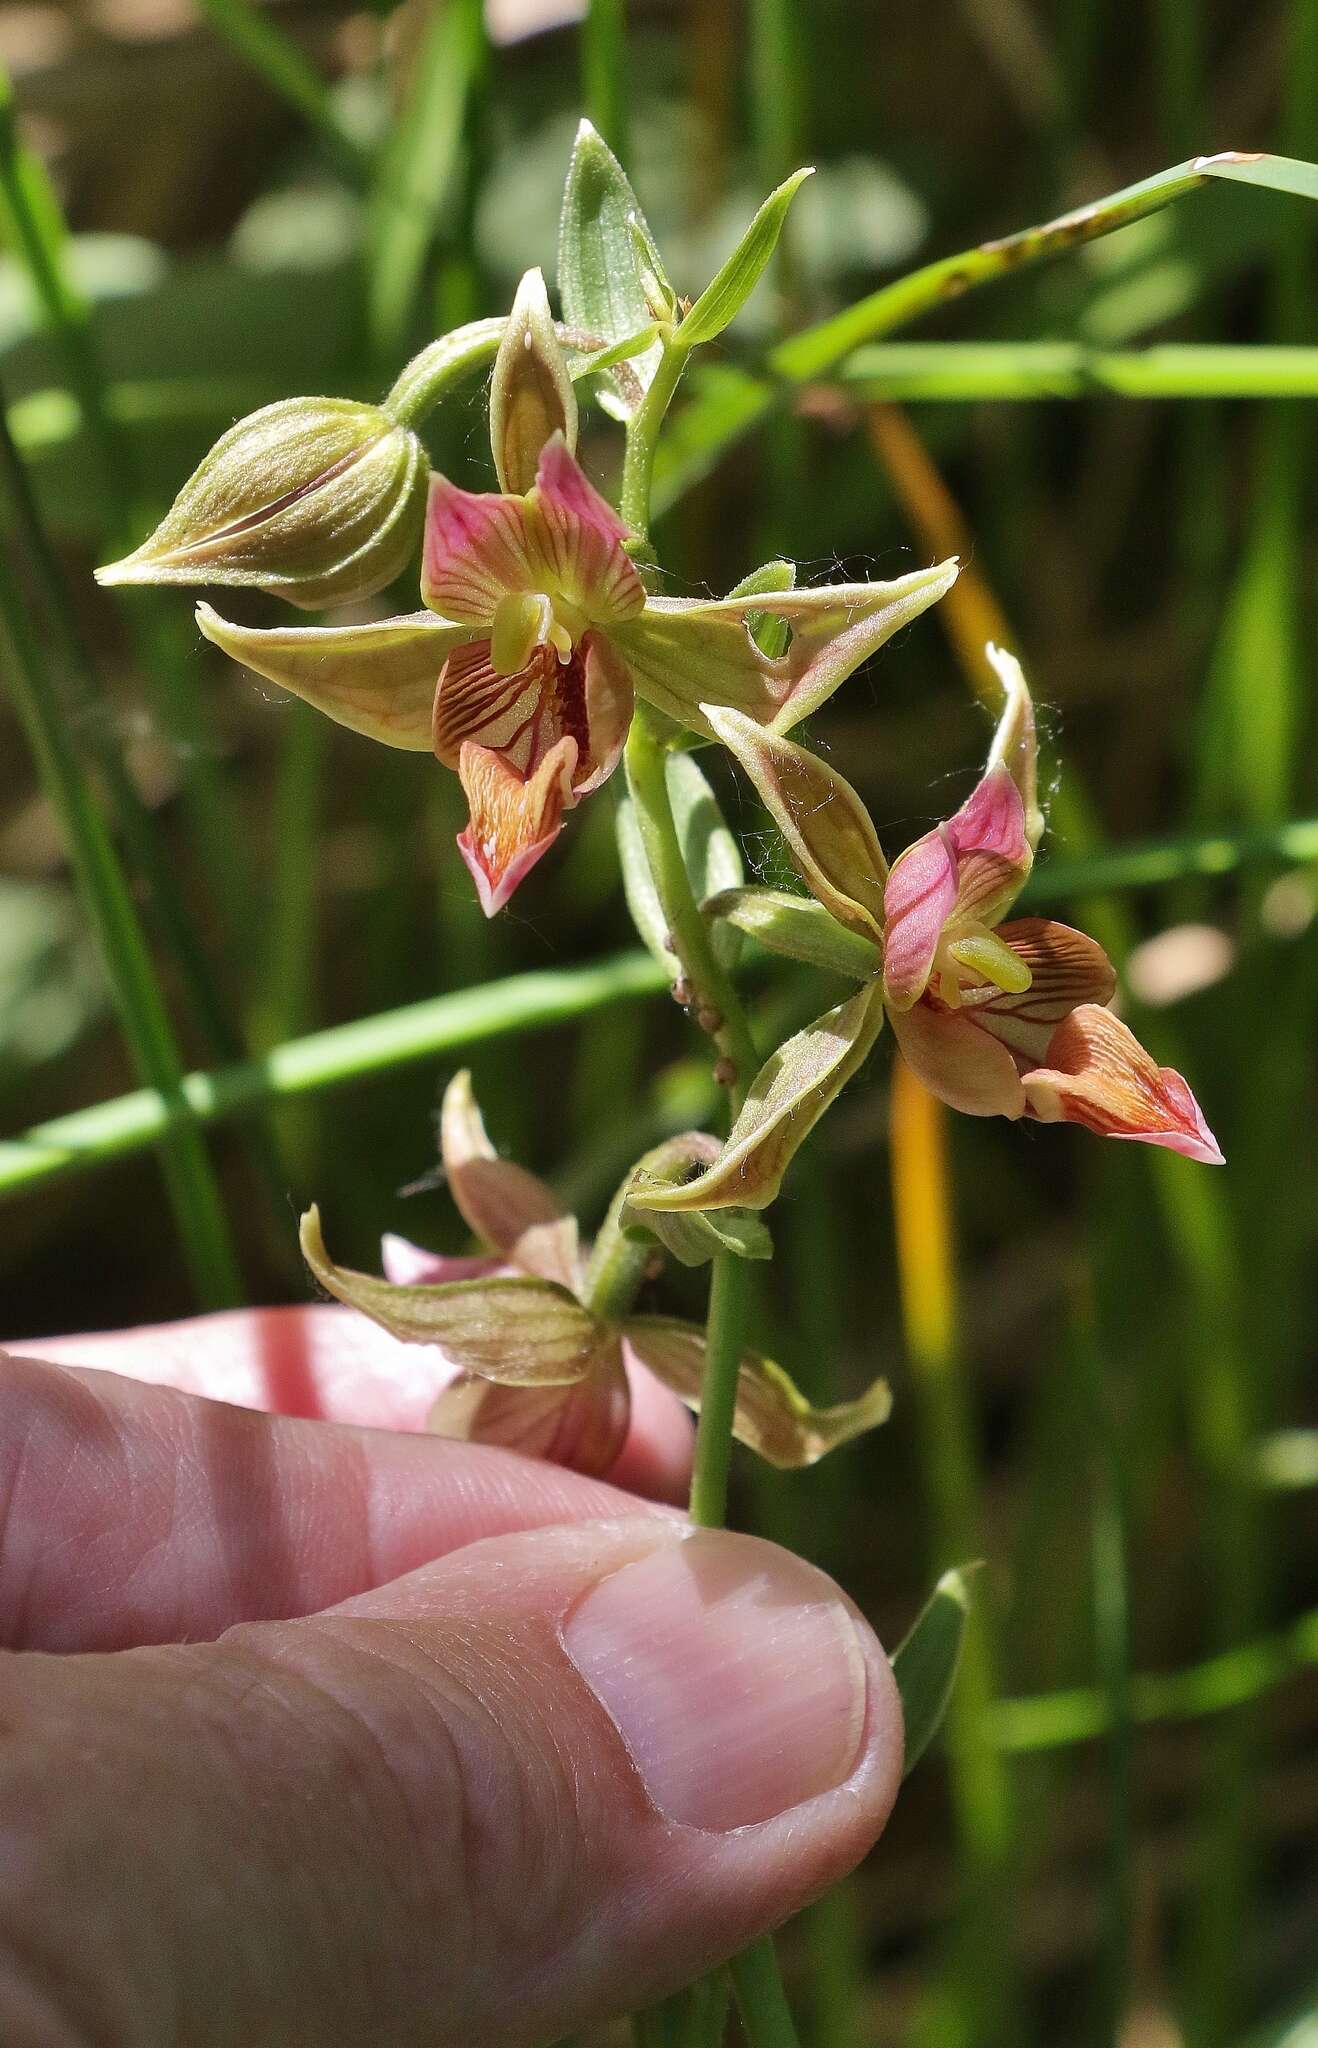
top-left (197, 272), bottom-right (956, 915)
top-left (633, 645), bottom-right (1221, 1218)
top-left (299, 1072), bottom-right (891, 1476)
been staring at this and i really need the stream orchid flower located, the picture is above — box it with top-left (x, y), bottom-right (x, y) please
top-left (196, 269), bottom-right (956, 914)
top-left (631, 645), bottom-right (1221, 1218)
top-left (299, 1071), bottom-right (891, 1476)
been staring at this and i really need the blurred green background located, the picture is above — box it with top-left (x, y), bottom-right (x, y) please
top-left (2, 2), bottom-right (1317, 2044)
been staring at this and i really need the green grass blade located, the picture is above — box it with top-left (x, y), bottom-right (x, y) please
top-left (0, 952), bottom-right (669, 1201)
top-left (582, 0), bottom-right (629, 169)
top-left (366, 0), bottom-right (487, 369)
top-left (194, 0), bottom-right (368, 181)
top-left (0, 541), bottom-right (242, 1307)
top-left (837, 340), bottom-right (1318, 401)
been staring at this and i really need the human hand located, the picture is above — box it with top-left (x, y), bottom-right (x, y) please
top-left (0, 1308), bottom-right (903, 2047)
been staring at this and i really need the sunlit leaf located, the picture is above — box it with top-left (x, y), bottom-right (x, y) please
top-left (557, 119), bottom-right (666, 421)
top-left (621, 1134), bottom-right (772, 1266)
top-left (678, 168), bottom-right (813, 349)
top-left (891, 1566), bottom-right (977, 1775)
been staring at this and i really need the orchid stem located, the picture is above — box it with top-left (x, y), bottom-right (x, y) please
top-left (619, 338), bottom-right (689, 543)
top-left (688, 1250), bottom-right (752, 1530)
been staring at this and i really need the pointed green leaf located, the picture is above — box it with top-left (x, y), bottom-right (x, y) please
top-left (616, 789), bottom-right (677, 972)
top-left (557, 119), bottom-right (667, 421)
top-left (300, 1206), bottom-right (605, 1384)
top-left (678, 169), bottom-right (814, 350)
top-left (891, 1566), bottom-right (977, 1775)
top-left (629, 984), bottom-right (886, 1212)
top-left (624, 1315), bottom-right (891, 1468)
top-left (704, 886), bottom-right (878, 979)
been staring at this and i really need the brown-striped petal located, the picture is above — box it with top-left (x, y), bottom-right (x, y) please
top-left (1021, 1005), bottom-right (1224, 1163)
top-left (428, 1342), bottom-right (630, 1477)
top-left (455, 735), bottom-right (578, 916)
top-left (972, 919), bottom-right (1118, 1064)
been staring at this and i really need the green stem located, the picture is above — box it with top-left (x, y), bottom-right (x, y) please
top-left (619, 339), bottom-right (690, 542)
top-left (729, 1936), bottom-right (801, 2048)
top-left (687, 1251), bottom-right (751, 1531)
top-left (623, 709), bottom-right (759, 1099)
top-left (0, 545), bottom-right (242, 1308)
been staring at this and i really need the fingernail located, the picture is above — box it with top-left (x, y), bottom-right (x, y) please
top-left (563, 1529), bottom-right (869, 1831)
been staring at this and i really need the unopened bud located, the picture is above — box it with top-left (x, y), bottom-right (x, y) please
top-left (696, 1006), bottom-right (723, 1035)
top-left (96, 397), bottom-right (427, 610)
top-left (671, 977), bottom-right (692, 1007)
top-left (713, 1057), bottom-right (737, 1088)
top-left (489, 268), bottom-right (577, 495)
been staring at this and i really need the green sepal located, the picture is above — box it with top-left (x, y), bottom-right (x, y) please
top-left (619, 1133), bottom-right (772, 1267)
top-left (623, 1315), bottom-right (891, 1468)
top-left (557, 119), bottom-right (667, 421)
top-left (300, 1206), bottom-right (607, 1385)
top-left (704, 886), bottom-right (878, 980)
top-left (678, 168), bottom-right (814, 350)
top-left (891, 1565), bottom-right (978, 1776)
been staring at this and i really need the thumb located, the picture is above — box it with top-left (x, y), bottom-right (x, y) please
top-left (8, 1520), bottom-right (903, 2048)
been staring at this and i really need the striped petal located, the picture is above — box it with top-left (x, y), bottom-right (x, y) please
top-left (887, 999), bottom-right (1027, 1119)
top-left (196, 603), bottom-right (468, 750)
top-left (1022, 1004), bottom-right (1224, 1163)
top-left (455, 735), bottom-right (578, 917)
top-left (972, 919), bottom-right (1117, 1065)
top-left (610, 559), bottom-right (958, 737)
top-left (421, 475), bottom-right (539, 624)
top-left (523, 438), bottom-right (646, 625)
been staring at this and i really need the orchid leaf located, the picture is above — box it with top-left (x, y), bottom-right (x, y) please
top-left (300, 1206), bottom-right (605, 1384)
top-left (616, 791), bottom-right (677, 973)
top-left (678, 168), bottom-right (814, 350)
top-left (557, 119), bottom-right (666, 421)
top-left (891, 1566), bottom-right (977, 1775)
top-left (440, 1071), bottom-right (583, 1289)
top-left (195, 604), bottom-right (464, 751)
top-left (704, 886), bottom-right (878, 980)
top-left (703, 708), bottom-right (888, 942)
top-left (623, 1315), bottom-right (891, 1467)
top-left (629, 983), bottom-right (886, 1212)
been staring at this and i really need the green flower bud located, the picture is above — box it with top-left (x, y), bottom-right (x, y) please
top-left (96, 397), bottom-right (428, 610)
top-left (488, 268), bottom-right (577, 495)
